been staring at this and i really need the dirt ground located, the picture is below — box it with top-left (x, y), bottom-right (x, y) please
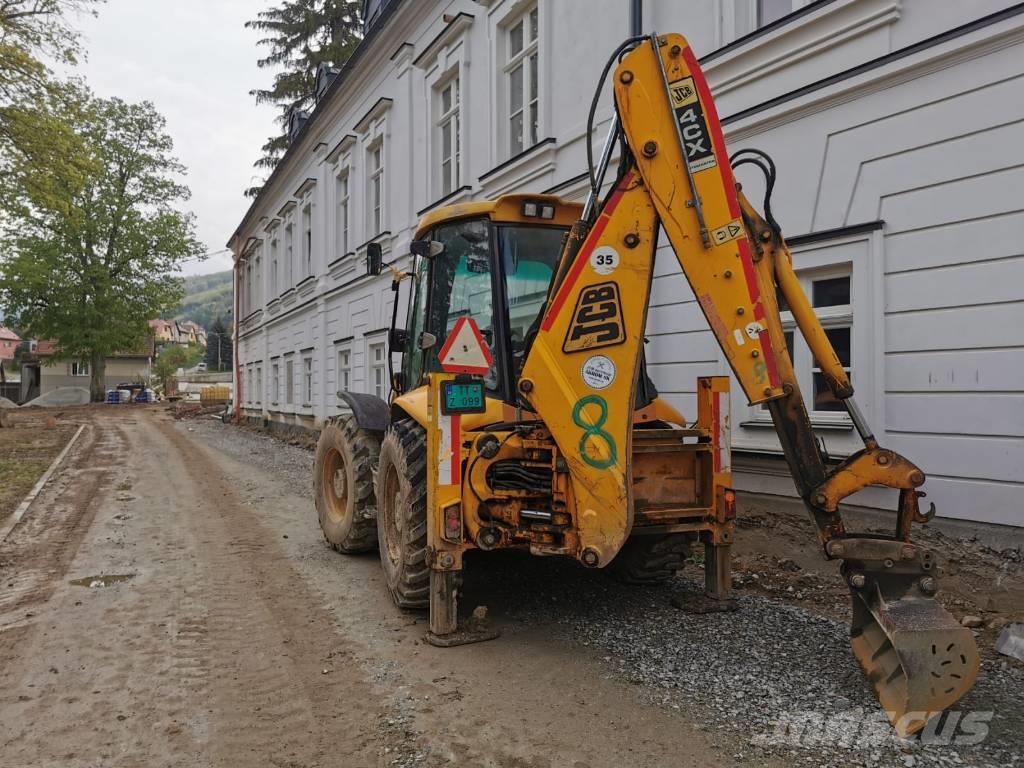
top-left (731, 500), bottom-right (1024, 642)
top-left (0, 408), bottom-right (79, 523)
top-left (0, 408), bottom-right (1020, 768)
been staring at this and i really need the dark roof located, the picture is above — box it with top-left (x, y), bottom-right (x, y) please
top-left (228, 0), bottom-right (407, 251)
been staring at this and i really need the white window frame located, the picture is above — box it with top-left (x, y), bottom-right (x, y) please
top-left (302, 356), bottom-right (313, 406)
top-left (436, 73), bottom-right (461, 196)
top-left (269, 233), bottom-right (279, 297)
top-left (254, 248), bottom-right (262, 309)
top-left (503, 4), bottom-right (539, 158)
top-left (284, 217), bottom-right (295, 289)
top-left (285, 357), bottom-right (294, 405)
top-left (731, 230), bottom-right (881, 459)
top-left (301, 202), bottom-right (313, 279)
top-left (335, 167), bottom-right (350, 257)
top-left (751, 264), bottom-right (854, 426)
top-left (244, 261), bottom-right (253, 317)
top-left (337, 346), bottom-right (351, 393)
top-left (271, 362), bottom-right (280, 404)
top-left (70, 361), bottom-right (90, 377)
top-left (255, 365), bottom-right (262, 404)
top-left (367, 140), bottom-right (384, 236)
top-left (246, 367), bottom-right (253, 404)
top-left (368, 340), bottom-right (386, 399)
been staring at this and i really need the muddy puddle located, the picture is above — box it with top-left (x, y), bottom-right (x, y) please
top-left (69, 573), bottom-right (135, 588)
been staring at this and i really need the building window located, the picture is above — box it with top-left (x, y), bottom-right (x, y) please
top-left (369, 342), bottom-right (385, 399)
top-left (284, 221), bottom-right (294, 289)
top-left (505, 5), bottom-right (539, 157)
top-left (269, 236), bottom-right (279, 296)
top-left (254, 252), bottom-right (262, 308)
top-left (758, 0), bottom-right (792, 27)
top-left (285, 358), bottom-right (294, 405)
top-left (368, 142), bottom-right (384, 235)
top-left (764, 268), bottom-right (853, 419)
top-left (70, 361), bottom-right (89, 377)
top-left (437, 76), bottom-right (461, 196)
top-left (272, 363), bottom-right (280, 403)
top-left (246, 368), bottom-right (253, 403)
top-left (301, 203), bottom-right (312, 278)
top-left (244, 262), bottom-right (253, 316)
top-left (336, 170), bottom-right (350, 257)
top-left (256, 365), bottom-right (262, 404)
top-left (337, 348), bottom-right (351, 392)
top-left (303, 356), bottom-right (313, 405)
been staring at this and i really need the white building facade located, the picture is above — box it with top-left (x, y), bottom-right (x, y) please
top-left (229, 0), bottom-right (1024, 528)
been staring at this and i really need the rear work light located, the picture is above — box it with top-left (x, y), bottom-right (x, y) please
top-left (723, 488), bottom-right (737, 520)
top-left (442, 502), bottom-right (463, 542)
top-left (522, 201), bottom-right (556, 220)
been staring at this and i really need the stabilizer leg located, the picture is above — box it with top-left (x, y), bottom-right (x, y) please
top-left (425, 569), bottom-right (500, 648)
top-left (672, 541), bottom-right (738, 614)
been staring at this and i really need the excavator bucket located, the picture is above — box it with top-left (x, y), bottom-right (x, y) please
top-left (850, 582), bottom-right (980, 737)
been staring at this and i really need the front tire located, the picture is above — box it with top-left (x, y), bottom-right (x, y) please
top-left (375, 420), bottom-right (429, 609)
top-left (314, 415), bottom-right (380, 553)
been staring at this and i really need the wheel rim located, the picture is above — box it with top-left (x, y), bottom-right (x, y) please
top-left (382, 463), bottom-right (403, 566)
top-left (322, 447), bottom-right (348, 523)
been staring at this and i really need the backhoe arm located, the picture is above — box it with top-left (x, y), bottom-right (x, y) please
top-left (618, 32), bottom-right (977, 736)
top-left (523, 31), bottom-right (979, 736)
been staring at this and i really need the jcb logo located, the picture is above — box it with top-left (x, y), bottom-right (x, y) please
top-left (563, 281), bottom-right (626, 353)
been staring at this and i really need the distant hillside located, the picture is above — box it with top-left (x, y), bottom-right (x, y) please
top-left (174, 270), bottom-right (233, 330)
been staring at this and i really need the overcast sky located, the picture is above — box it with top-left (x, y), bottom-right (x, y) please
top-left (73, 0), bottom-right (279, 275)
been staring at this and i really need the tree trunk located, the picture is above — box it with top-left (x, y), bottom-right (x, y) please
top-left (90, 352), bottom-right (106, 402)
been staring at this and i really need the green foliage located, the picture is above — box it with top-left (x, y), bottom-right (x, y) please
top-left (173, 270), bottom-right (233, 329)
top-left (0, 86), bottom-right (204, 402)
top-left (0, 2), bottom-right (102, 195)
top-left (203, 316), bottom-right (233, 372)
top-left (246, 0), bottom-right (362, 187)
top-left (152, 343), bottom-right (205, 392)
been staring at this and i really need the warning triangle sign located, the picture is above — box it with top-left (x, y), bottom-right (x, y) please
top-left (437, 317), bottom-right (494, 375)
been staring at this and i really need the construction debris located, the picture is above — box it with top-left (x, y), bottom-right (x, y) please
top-left (171, 401), bottom-right (224, 420)
top-left (20, 387), bottom-right (90, 408)
top-left (995, 623), bottom-right (1024, 662)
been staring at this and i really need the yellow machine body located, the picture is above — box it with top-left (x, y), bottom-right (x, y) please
top-left (315, 32), bottom-right (978, 737)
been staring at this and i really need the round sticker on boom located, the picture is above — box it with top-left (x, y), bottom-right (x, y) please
top-left (581, 355), bottom-right (616, 390)
top-left (589, 246), bottom-right (620, 276)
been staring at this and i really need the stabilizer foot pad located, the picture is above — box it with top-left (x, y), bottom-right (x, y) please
top-left (426, 626), bottom-right (500, 647)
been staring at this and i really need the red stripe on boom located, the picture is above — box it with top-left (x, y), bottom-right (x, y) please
top-left (681, 45), bottom-right (779, 388)
top-left (541, 171), bottom-right (635, 332)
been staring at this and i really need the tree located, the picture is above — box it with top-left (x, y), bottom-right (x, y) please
top-left (0, 87), bottom-right (204, 401)
top-left (0, 2), bottom-right (102, 197)
top-left (246, 0), bottom-right (362, 188)
top-left (152, 344), bottom-right (188, 394)
top-left (203, 316), bottom-right (233, 372)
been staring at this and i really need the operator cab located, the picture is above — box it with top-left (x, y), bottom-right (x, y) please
top-left (389, 195), bottom-right (580, 405)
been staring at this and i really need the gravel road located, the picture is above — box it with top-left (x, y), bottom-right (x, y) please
top-left (0, 408), bottom-right (1020, 768)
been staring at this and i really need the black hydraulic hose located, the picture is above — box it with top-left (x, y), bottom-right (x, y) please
top-left (730, 148), bottom-right (781, 234)
top-left (586, 35), bottom-right (647, 209)
top-left (387, 276), bottom-right (401, 396)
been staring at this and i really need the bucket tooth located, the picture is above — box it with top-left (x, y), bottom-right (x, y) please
top-left (850, 584), bottom-right (980, 737)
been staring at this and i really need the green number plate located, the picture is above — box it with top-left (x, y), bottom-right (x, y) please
top-left (442, 381), bottom-right (485, 414)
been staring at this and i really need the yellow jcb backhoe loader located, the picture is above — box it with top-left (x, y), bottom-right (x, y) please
top-left (314, 32), bottom-right (979, 736)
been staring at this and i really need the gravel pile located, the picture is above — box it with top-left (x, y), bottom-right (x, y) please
top-left (191, 419), bottom-right (1024, 768)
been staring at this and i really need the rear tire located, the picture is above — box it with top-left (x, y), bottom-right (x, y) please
top-left (608, 534), bottom-right (690, 585)
top-left (314, 415), bottom-right (380, 553)
top-left (375, 420), bottom-right (430, 609)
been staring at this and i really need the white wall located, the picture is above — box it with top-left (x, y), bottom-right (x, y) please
top-left (232, 0), bottom-right (1024, 526)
